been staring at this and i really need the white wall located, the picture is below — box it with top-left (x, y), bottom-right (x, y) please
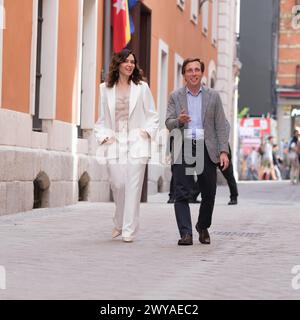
top-left (80, 0), bottom-right (98, 130)
top-left (39, 0), bottom-right (59, 120)
top-left (157, 39), bottom-right (169, 128)
top-left (0, 0), bottom-right (5, 108)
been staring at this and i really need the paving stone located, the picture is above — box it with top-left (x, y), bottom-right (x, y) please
top-left (0, 181), bottom-right (300, 299)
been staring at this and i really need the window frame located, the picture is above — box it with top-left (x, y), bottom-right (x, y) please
top-left (190, 0), bottom-right (199, 24)
top-left (201, 0), bottom-right (209, 36)
top-left (177, 0), bottom-right (185, 11)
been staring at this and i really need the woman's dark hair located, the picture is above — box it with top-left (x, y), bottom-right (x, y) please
top-left (182, 58), bottom-right (205, 75)
top-left (106, 49), bottom-right (143, 87)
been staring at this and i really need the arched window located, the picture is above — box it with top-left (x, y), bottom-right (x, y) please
top-left (78, 172), bottom-right (90, 201)
top-left (33, 172), bottom-right (50, 209)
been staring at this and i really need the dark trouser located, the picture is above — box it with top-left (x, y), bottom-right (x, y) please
top-left (169, 165), bottom-right (199, 201)
top-left (173, 145), bottom-right (217, 237)
top-left (218, 161), bottom-right (238, 200)
top-left (168, 167), bottom-right (175, 200)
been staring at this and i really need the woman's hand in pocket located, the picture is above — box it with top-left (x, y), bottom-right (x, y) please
top-left (140, 129), bottom-right (150, 139)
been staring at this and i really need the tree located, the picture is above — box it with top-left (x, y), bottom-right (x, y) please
top-left (238, 106), bottom-right (249, 119)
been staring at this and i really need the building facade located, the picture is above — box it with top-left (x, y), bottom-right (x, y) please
top-left (0, 0), bottom-right (237, 216)
top-left (0, 0), bottom-right (107, 216)
top-left (276, 0), bottom-right (300, 144)
top-left (215, 0), bottom-right (241, 172)
top-left (134, 0), bottom-right (220, 193)
top-left (238, 0), bottom-right (279, 117)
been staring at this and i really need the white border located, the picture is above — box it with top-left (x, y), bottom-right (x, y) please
top-left (80, 0), bottom-right (98, 129)
top-left (176, 0), bottom-right (185, 11)
top-left (202, 0), bottom-right (209, 35)
top-left (0, 0), bottom-right (4, 108)
top-left (174, 53), bottom-right (183, 90)
top-left (211, 0), bottom-right (218, 45)
top-left (208, 59), bottom-right (217, 88)
top-left (76, 0), bottom-right (84, 127)
top-left (0, 265), bottom-right (6, 290)
top-left (190, 0), bottom-right (198, 24)
top-left (39, 0), bottom-right (59, 119)
top-left (30, 0), bottom-right (38, 115)
top-left (157, 39), bottom-right (169, 128)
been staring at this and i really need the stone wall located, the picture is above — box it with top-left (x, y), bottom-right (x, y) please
top-left (0, 108), bottom-right (110, 216)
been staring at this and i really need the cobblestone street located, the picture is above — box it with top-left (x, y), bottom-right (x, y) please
top-left (0, 181), bottom-right (300, 300)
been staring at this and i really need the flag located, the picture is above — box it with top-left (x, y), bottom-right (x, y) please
top-left (128, 0), bottom-right (138, 34)
top-left (112, 0), bottom-right (131, 53)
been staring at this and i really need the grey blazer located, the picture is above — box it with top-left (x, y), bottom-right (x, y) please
top-left (165, 86), bottom-right (229, 164)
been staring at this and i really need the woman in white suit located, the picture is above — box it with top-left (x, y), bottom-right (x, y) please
top-left (94, 49), bottom-right (159, 242)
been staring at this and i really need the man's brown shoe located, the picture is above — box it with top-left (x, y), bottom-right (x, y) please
top-left (178, 234), bottom-right (193, 246)
top-left (195, 224), bottom-right (210, 244)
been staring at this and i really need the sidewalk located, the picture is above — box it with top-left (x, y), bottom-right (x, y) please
top-left (0, 181), bottom-right (300, 299)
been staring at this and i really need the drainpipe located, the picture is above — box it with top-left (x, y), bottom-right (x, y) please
top-left (103, 0), bottom-right (111, 81)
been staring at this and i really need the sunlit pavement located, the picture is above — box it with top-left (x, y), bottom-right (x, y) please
top-left (0, 181), bottom-right (300, 300)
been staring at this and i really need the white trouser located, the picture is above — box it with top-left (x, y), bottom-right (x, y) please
top-left (108, 157), bottom-right (147, 238)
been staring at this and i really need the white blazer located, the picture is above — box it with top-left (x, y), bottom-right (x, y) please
top-left (94, 81), bottom-right (159, 159)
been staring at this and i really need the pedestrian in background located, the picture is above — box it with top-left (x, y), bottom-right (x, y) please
top-left (189, 120), bottom-right (239, 205)
top-left (246, 147), bottom-right (259, 180)
top-left (288, 130), bottom-right (300, 180)
top-left (289, 129), bottom-right (299, 152)
top-left (261, 136), bottom-right (276, 180)
top-left (272, 144), bottom-right (282, 181)
top-left (289, 141), bottom-right (300, 185)
top-left (219, 121), bottom-right (238, 205)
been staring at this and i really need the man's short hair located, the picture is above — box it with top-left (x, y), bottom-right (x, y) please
top-left (182, 58), bottom-right (205, 75)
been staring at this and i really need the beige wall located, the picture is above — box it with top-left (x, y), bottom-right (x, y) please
top-left (277, 0), bottom-right (300, 87)
top-left (1, 0), bottom-right (104, 124)
top-left (95, 0), bottom-right (104, 121)
top-left (2, 0), bottom-right (33, 113)
top-left (56, 0), bottom-right (79, 123)
top-left (142, 0), bottom-right (217, 100)
top-left (1, 0), bottom-right (213, 121)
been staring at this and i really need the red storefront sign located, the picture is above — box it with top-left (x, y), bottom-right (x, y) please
top-left (239, 117), bottom-right (271, 155)
top-left (239, 117), bottom-right (271, 138)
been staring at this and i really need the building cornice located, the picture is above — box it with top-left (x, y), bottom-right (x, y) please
top-left (276, 86), bottom-right (300, 98)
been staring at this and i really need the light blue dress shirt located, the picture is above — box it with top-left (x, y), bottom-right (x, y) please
top-left (186, 87), bottom-right (204, 140)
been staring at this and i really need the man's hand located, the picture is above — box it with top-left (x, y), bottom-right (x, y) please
top-left (219, 152), bottom-right (229, 171)
top-left (101, 137), bottom-right (115, 145)
top-left (178, 110), bottom-right (191, 125)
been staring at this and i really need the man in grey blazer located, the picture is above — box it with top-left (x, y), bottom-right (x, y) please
top-left (165, 58), bottom-right (229, 246)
